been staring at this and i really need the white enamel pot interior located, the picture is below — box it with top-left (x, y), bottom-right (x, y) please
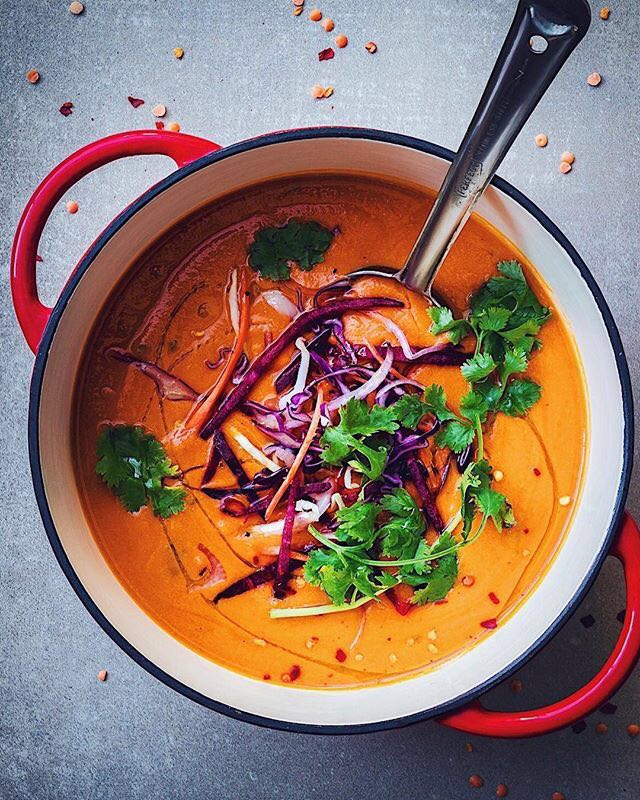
top-left (30, 129), bottom-right (632, 733)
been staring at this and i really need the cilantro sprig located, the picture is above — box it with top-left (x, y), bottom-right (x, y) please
top-left (96, 425), bottom-right (186, 519)
top-left (429, 260), bottom-right (550, 418)
top-left (248, 220), bottom-right (334, 281)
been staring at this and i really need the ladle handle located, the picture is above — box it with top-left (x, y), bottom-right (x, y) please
top-left (401, 0), bottom-right (591, 294)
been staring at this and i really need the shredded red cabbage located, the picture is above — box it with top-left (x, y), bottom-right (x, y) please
top-left (406, 454), bottom-right (444, 534)
top-left (199, 297), bottom-right (403, 438)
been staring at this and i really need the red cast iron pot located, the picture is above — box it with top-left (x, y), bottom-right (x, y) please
top-left (11, 128), bottom-right (639, 736)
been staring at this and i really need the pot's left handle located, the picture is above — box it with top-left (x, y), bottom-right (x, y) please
top-left (11, 129), bottom-right (220, 353)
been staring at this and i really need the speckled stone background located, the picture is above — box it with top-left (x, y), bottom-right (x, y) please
top-left (1, 1), bottom-right (639, 798)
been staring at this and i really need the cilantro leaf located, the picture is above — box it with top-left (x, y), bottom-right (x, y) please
top-left (459, 390), bottom-right (489, 424)
top-left (412, 554), bottom-right (458, 605)
top-left (392, 394), bottom-right (431, 429)
top-left (96, 425), bottom-right (185, 518)
top-left (461, 352), bottom-right (497, 383)
top-left (378, 489), bottom-right (426, 560)
top-left (428, 306), bottom-right (470, 345)
top-left (334, 502), bottom-right (378, 546)
top-left (320, 399), bottom-right (397, 480)
top-left (498, 378), bottom-right (542, 416)
top-left (436, 420), bottom-right (475, 453)
top-left (422, 384), bottom-right (460, 423)
top-left (248, 220), bottom-right (334, 280)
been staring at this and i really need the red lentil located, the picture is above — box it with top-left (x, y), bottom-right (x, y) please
top-left (559, 161), bottom-right (572, 174)
top-left (166, 121), bottom-right (181, 132)
top-left (496, 784), bottom-right (509, 798)
top-left (97, 669), bottom-right (108, 682)
top-left (596, 722), bottom-right (608, 734)
top-left (599, 7), bottom-right (610, 19)
top-left (65, 200), bottom-right (79, 214)
top-left (365, 41), bottom-right (378, 53)
top-left (309, 8), bottom-right (322, 21)
top-left (173, 47), bottom-right (184, 59)
top-left (552, 793), bottom-right (566, 800)
top-left (535, 133), bottom-right (548, 147)
top-left (465, 742), bottom-right (474, 753)
top-left (69, 1), bottom-right (84, 14)
top-left (321, 18), bottom-right (334, 31)
top-left (587, 71), bottom-right (602, 86)
top-left (335, 34), bottom-right (349, 48)
top-left (561, 150), bottom-right (575, 165)
top-left (469, 775), bottom-right (484, 789)
top-left (628, 723), bottom-right (640, 737)
top-left (26, 69), bottom-right (40, 84)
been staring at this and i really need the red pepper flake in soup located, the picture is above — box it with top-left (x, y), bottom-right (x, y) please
top-left (335, 648), bottom-right (347, 663)
top-left (319, 47), bottom-right (335, 61)
top-left (480, 618), bottom-right (498, 629)
top-left (533, 467), bottom-right (541, 476)
top-left (289, 664), bottom-right (301, 681)
top-left (59, 101), bottom-right (73, 116)
top-left (489, 592), bottom-right (500, 605)
top-left (127, 95), bottom-right (145, 108)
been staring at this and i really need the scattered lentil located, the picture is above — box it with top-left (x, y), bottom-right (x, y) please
top-left (152, 104), bottom-right (167, 118)
top-left (496, 784), bottom-right (509, 798)
top-left (587, 71), bottom-right (602, 86)
top-left (321, 18), bottom-right (334, 31)
top-left (365, 41), bottom-right (378, 53)
top-left (559, 161), bottom-right (572, 174)
top-left (599, 6), bottom-right (610, 19)
top-left (469, 774), bottom-right (484, 789)
top-left (322, 86), bottom-right (334, 98)
top-left (69, 1), bottom-right (84, 14)
top-left (596, 722), bottom-right (608, 734)
top-left (628, 723), bottom-right (640, 737)
top-left (26, 69), bottom-right (40, 84)
top-left (561, 150), bottom-right (575, 165)
top-left (309, 8), bottom-right (322, 21)
top-left (97, 669), bottom-right (108, 682)
top-left (559, 495), bottom-right (571, 506)
top-left (335, 34), bottom-right (349, 48)
top-left (551, 794), bottom-right (566, 800)
top-left (167, 121), bottom-right (181, 132)
top-left (293, 0), bottom-right (305, 5)
top-left (462, 575), bottom-right (475, 587)
top-left (66, 200), bottom-right (79, 214)
top-left (465, 742), bottom-right (474, 753)
top-left (535, 133), bottom-right (548, 147)
top-left (173, 47), bottom-right (184, 59)
top-left (293, 6), bottom-right (303, 15)
top-left (311, 84), bottom-right (325, 98)
top-left (510, 678), bottom-right (523, 693)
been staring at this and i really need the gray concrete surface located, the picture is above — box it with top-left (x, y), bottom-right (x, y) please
top-left (1, 1), bottom-right (639, 798)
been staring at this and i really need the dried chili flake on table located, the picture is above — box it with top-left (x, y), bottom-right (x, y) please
top-left (155, 121), bottom-right (165, 130)
top-left (318, 47), bottom-right (335, 61)
top-left (127, 95), bottom-right (145, 108)
top-left (59, 101), bottom-right (73, 116)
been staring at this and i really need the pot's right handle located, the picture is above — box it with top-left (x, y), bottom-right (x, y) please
top-left (11, 130), bottom-right (220, 353)
top-left (440, 512), bottom-right (640, 738)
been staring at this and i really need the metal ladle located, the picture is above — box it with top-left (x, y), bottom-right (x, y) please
top-left (352, 0), bottom-right (591, 299)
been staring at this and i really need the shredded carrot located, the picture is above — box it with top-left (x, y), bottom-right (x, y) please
top-left (185, 269), bottom-right (250, 433)
top-left (265, 390), bottom-right (324, 521)
top-left (364, 338), bottom-right (406, 381)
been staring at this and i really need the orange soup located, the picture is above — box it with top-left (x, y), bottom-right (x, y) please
top-left (73, 174), bottom-right (587, 688)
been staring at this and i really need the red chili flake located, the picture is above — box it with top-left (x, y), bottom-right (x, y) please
top-left (488, 592), bottom-right (500, 605)
top-left (127, 95), bottom-right (145, 108)
top-left (532, 467), bottom-right (541, 476)
top-left (335, 648), bottom-right (347, 663)
top-left (434, 599), bottom-right (449, 605)
top-left (480, 618), bottom-right (498, 629)
top-left (319, 47), bottom-right (335, 61)
top-left (36, 254), bottom-right (44, 263)
top-left (155, 121), bottom-right (165, 130)
top-left (510, 678), bottom-right (523, 693)
top-left (59, 102), bottom-right (73, 117)
top-left (289, 664), bottom-right (301, 681)
top-left (263, 673), bottom-right (271, 680)
top-left (523, 527), bottom-right (530, 534)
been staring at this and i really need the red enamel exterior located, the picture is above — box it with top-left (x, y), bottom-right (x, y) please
top-left (440, 512), bottom-right (640, 736)
top-left (10, 130), bottom-right (219, 353)
top-left (9, 130), bottom-right (639, 737)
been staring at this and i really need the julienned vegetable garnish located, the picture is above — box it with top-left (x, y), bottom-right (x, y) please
top-left (96, 425), bottom-right (186, 518)
top-left (96, 214), bottom-right (550, 620)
